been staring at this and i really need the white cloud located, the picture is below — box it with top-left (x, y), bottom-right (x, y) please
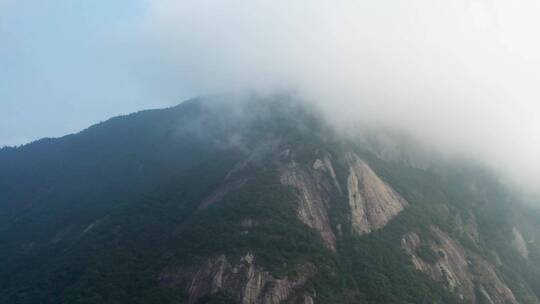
top-left (137, 0), bottom-right (540, 190)
top-left (4, 0), bottom-right (539, 191)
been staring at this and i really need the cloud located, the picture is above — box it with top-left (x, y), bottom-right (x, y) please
top-left (137, 0), bottom-right (540, 191)
top-left (3, 0), bottom-right (540, 191)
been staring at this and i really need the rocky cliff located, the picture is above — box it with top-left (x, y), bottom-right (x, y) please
top-left (402, 226), bottom-right (521, 304)
top-left (160, 253), bottom-right (315, 304)
top-left (280, 158), bottom-right (337, 251)
top-left (279, 150), bottom-right (409, 251)
top-left (346, 152), bottom-right (408, 235)
top-left (513, 226), bottom-right (529, 259)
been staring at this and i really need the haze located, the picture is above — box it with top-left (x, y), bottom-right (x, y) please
top-left (2, 0), bottom-right (540, 191)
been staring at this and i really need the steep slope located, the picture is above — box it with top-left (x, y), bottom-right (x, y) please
top-left (1, 95), bottom-right (540, 304)
top-left (279, 158), bottom-right (337, 251)
top-left (345, 152), bottom-right (408, 235)
top-left (402, 227), bottom-right (518, 303)
top-left (160, 252), bottom-right (316, 304)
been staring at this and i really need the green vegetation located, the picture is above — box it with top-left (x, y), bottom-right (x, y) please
top-left (1, 97), bottom-right (539, 303)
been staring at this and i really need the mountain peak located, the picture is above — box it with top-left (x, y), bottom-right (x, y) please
top-left (1, 96), bottom-right (540, 303)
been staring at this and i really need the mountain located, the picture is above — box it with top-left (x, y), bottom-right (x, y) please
top-left (1, 95), bottom-right (540, 304)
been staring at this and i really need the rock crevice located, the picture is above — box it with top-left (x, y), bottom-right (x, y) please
top-left (280, 161), bottom-right (337, 251)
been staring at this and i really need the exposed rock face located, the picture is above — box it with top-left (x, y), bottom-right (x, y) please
top-left (402, 230), bottom-right (471, 297)
top-left (512, 226), bottom-right (529, 259)
top-left (402, 227), bottom-right (519, 304)
top-left (463, 213), bottom-right (480, 243)
top-left (346, 152), bottom-right (408, 235)
top-left (159, 253), bottom-right (315, 304)
top-left (312, 159), bottom-right (325, 171)
top-left (280, 161), bottom-right (337, 251)
top-left (312, 155), bottom-right (342, 193)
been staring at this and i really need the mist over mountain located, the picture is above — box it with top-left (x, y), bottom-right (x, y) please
top-left (138, 0), bottom-right (540, 192)
top-left (4, 0), bottom-right (539, 191)
top-left (2, 1), bottom-right (540, 303)
top-left (1, 96), bottom-right (540, 303)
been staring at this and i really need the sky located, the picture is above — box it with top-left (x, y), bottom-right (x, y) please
top-left (1, 0), bottom-right (540, 190)
top-left (0, 0), bottom-right (195, 146)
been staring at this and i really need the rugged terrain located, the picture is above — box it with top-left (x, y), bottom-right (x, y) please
top-left (1, 95), bottom-right (540, 303)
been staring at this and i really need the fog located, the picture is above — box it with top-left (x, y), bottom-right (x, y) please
top-left (2, 1), bottom-right (540, 192)
top-left (138, 0), bottom-right (540, 191)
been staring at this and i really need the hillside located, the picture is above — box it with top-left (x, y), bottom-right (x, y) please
top-left (1, 96), bottom-right (540, 304)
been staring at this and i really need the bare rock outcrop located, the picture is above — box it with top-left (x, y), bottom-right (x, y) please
top-left (512, 226), bottom-right (529, 259)
top-left (159, 253), bottom-right (315, 304)
top-left (280, 161), bottom-right (337, 251)
top-left (401, 230), bottom-right (472, 295)
top-left (463, 213), bottom-right (480, 243)
top-left (312, 155), bottom-right (342, 193)
top-left (346, 152), bottom-right (408, 235)
top-left (401, 227), bottom-right (518, 304)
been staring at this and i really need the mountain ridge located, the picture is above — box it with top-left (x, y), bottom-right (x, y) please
top-left (1, 96), bottom-right (540, 303)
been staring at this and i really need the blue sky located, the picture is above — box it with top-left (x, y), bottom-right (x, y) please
top-left (0, 1), bottom-right (193, 147)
